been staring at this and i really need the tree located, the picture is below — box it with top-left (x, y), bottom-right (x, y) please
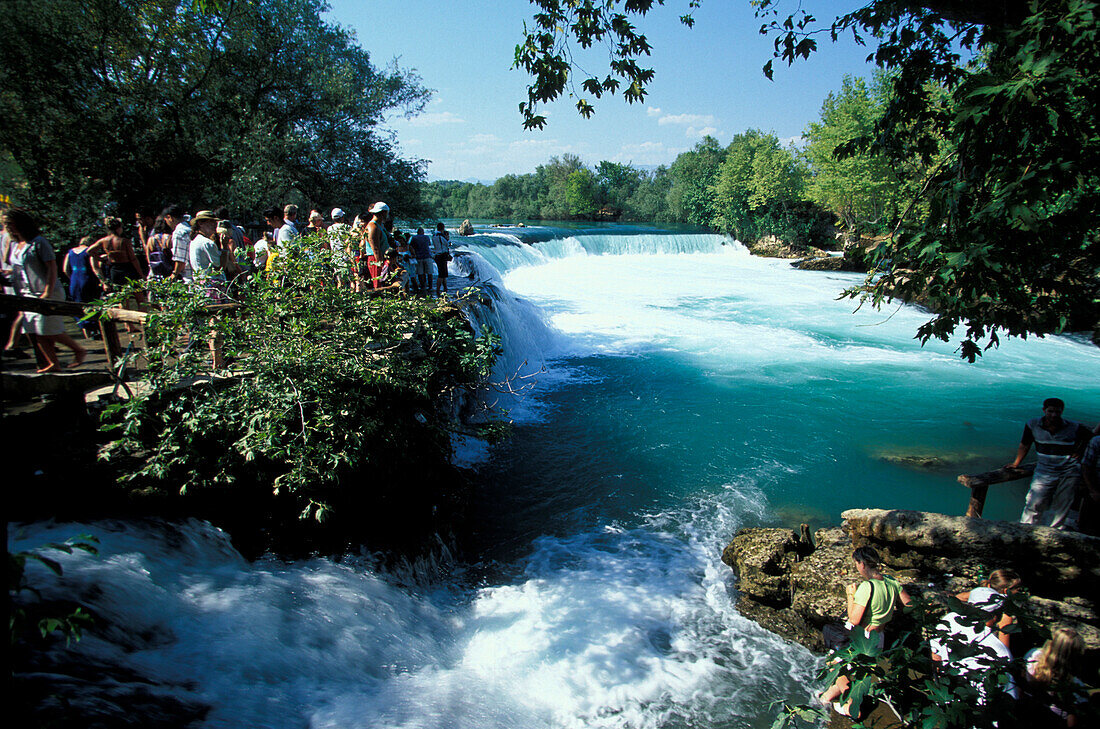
top-left (844, 0), bottom-right (1100, 358)
top-left (515, 0), bottom-right (1100, 355)
top-left (594, 161), bottom-right (645, 213)
top-left (565, 168), bottom-right (599, 217)
top-left (667, 136), bottom-right (726, 226)
top-left (712, 130), bottom-right (812, 243)
top-left (0, 0), bottom-right (430, 237)
top-left (802, 74), bottom-right (917, 233)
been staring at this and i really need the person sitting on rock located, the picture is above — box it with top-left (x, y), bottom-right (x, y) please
top-left (955, 568), bottom-right (1022, 650)
top-left (376, 248), bottom-right (408, 293)
top-left (818, 546), bottom-right (912, 717)
top-left (1021, 627), bottom-right (1087, 726)
top-left (929, 587), bottom-right (1018, 704)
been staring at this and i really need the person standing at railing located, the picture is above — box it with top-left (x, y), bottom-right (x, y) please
top-left (165, 204), bottom-right (192, 282)
top-left (1078, 425), bottom-right (1100, 535)
top-left (1, 208), bottom-right (86, 372)
top-left (89, 216), bottom-right (145, 290)
top-left (364, 202), bottom-right (389, 290)
top-left (1008, 398), bottom-right (1093, 529)
top-left (189, 211), bottom-right (226, 302)
top-left (408, 226), bottom-right (433, 294)
top-left (431, 222), bottom-right (452, 296)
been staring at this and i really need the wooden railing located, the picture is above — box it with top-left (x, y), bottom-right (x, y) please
top-left (957, 464), bottom-right (1036, 517)
top-left (1, 294), bottom-right (238, 371)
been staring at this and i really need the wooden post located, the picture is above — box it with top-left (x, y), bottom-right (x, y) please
top-left (966, 484), bottom-right (990, 518)
top-left (99, 318), bottom-right (122, 369)
top-left (209, 329), bottom-right (224, 369)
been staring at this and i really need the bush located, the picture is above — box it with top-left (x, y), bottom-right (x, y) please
top-left (97, 236), bottom-right (502, 539)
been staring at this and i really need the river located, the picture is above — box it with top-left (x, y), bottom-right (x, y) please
top-left (12, 224), bottom-right (1100, 728)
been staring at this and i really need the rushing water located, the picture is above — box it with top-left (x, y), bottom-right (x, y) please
top-left (12, 225), bottom-right (1100, 728)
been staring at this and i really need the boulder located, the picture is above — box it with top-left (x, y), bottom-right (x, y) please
top-left (457, 219), bottom-right (474, 236)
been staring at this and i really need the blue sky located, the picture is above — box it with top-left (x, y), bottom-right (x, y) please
top-left (326, 0), bottom-right (875, 182)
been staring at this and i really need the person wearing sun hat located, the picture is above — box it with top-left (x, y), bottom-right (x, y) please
top-left (188, 210), bottom-right (226, 298)
top-left (362, 201), bottom-right (389, 290)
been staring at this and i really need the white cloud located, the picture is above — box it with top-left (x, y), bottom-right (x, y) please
top-left (657, 112), bottom-right (717, 127)
top-left (610, 141), bottom-right (685, 166)
top-left (406, 111), bottom-right (466, 127)
top-left (646, 107), bottom-right (663, 117)
top-left (468, 133), bottom-right (501, 144)
top-left (686, 125), bottom-right (719, 138)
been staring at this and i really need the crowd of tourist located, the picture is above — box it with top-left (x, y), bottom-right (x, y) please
top-left (819, 551), bottom-right (1094, 725)
top-left (1, 202), bottom-right (458, 371)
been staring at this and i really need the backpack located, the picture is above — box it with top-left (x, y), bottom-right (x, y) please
top-left (148, 236), bottom-right (174, 277)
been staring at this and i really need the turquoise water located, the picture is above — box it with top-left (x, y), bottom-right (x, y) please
top-left (457, 229), bottom-right (1100, 553)
top-left (13, 226), bottom-right (1099, 729)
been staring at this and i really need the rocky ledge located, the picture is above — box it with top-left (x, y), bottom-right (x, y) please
top-left (744, 235), bottom-right (830, 260)
top-left (722, 509), bottom-right (1100, 668)
top-left (791, 255), bottom-right (867, 272)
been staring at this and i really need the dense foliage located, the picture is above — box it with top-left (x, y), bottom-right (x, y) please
top-left (97, 237), bottom-right (501, 534)
top-left (839, 0), bottom-right (1100, 359)
top-left (802, 74), bottom-right (919, 235)
top-left (0, 0), bottom-right (430, 239)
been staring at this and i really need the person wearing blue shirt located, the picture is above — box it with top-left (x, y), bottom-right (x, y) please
top-left (1078, 428), bottom-right (1100, 534)
top-left (407, 226), bottom-right (433, 294)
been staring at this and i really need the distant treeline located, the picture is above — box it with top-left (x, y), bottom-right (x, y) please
top-left (424, 74), bottom-right (921, 248)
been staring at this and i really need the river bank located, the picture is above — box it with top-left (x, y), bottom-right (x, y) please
top-left (723, 508), bottom-right (1100, 670)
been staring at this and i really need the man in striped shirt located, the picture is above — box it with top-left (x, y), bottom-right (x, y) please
top-left (1008, 398), bottom-right (1093, 529)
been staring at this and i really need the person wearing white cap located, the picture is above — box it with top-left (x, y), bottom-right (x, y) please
top-left (329, 208), bottom-right (347, 234)
top-left (327, 208), bottom-right (350, 287)
top-left (363, 202), bottom-right (389, 290)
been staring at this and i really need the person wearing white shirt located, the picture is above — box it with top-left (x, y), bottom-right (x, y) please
top-left (279, 204), bottom-right (300, 246)
top-left (188, 210), bottom-right (226, 298)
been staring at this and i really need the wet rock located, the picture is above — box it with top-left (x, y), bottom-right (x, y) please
top-left (873, 449), bottom-right (988, 472)
top-left (457, 219), bottom-right (474, 236)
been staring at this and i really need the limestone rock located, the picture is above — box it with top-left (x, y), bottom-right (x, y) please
top-left (792, 255), bottom-right (867, 272)
top-left (842, 509), bottom-right (1100, 599)
top-left (745, 235), bottom-right (827, 260)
